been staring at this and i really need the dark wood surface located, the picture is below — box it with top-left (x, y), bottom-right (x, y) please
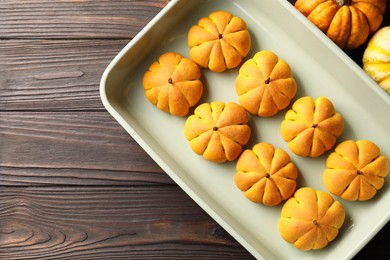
top-left (1, 0), bottom-right (389, 259)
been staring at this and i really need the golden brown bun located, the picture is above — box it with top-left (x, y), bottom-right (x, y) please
top-left (188, 10), bottom-right (251, 72)
top-left (184, 101), bottom-right (251, 163)
top-left (280, 96), bottom-right (344, 157)
top-left (323, 140), bottom-right (389, 201)
top-left (143, 52), bottom-right (203, 116)
top-left (235, 50), bottom-right (297, 117)
top-left (279, 187), bottom-right (345, 251)
top-left (234, 142), bottom-right (298, 206)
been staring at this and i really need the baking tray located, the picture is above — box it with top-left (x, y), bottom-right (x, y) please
top-left (100, 0), bottom-right (390, 259)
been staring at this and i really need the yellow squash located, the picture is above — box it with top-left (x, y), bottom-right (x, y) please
top-left (363, 26), bottom-right (390, 95)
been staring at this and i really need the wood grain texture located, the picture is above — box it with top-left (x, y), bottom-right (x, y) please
top-left (0, 0), bottom-right (255, 259)
top-left (0, 39), bottom-right (128, 111)
top-left (0, 0), bottom-right (170, 39)
top-left (0, 111), bottom-right (170, 186)
top-left (1, 0), bottom-right (389, 259)
top-left (0, 186), bottom-right (253, 260)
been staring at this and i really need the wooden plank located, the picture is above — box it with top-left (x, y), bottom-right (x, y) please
top-left (0, 39), bottom-right (130, 111)
top-left (0, 186), bottom-right (254, 260)
top-left (0, 0), bottom-right (170, 39)
top-left (0, 111), bottom-right (171, 186)
top-left (0, 186), bottom-right (388, 259)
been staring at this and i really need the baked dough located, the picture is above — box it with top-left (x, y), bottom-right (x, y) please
top-left (235, 50), bottom-right (297, 117)
top-left (188, 10), bottom-right (251, 72)
top-left (280, 96), bottom-right (344, 157)
top-left (184, 101), bottom-right (251, 163)
top-left (143, 52), bottom-right (203, 116)
top-left (234, 142), bottom-right (298, 206)
top-left (323, 139), bottom-right (389, 201)
top-left (279, 187), bottom-right (345, 250)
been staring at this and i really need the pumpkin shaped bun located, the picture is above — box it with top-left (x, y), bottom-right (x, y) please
top-left (235, 50), bottom-right (297, 117)
top-left (184, 101), bottom-right (251, 163)
top-left (234, 142), bottom-right (298, 206)
top-left (323, 140), bottom-right (389, 201)
top-left (294, 0), bottom-right (387, 50)
top-left (280, 96), bottom-right (344, 157)
top-left (188, 10), bottom-right (251, 72)
top-left (143, 52), bottom-right (203, 116)
top-left (279, 187), bottom-right (345, 251)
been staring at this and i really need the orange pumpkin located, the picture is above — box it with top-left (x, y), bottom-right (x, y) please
top-left (295, 0), bottom-right (387, 49)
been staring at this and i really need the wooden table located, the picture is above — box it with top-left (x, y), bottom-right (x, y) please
top-left (1, 0), bottom-right (389, 259)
